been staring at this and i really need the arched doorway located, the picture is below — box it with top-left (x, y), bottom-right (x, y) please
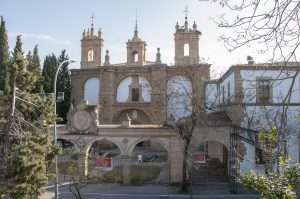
top-left (130, 139), bottom-right (169, 184)
top-left (87, 139), bottom-right (122, 182)
top-left (57, 139), bottom-right (79, 180)
top-left (191, 141), bottom-right (228, 183)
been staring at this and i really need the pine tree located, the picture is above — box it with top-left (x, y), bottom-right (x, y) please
top-left (57, 49), bottom-right (71, 123)
top-left (0, 16), bottom-right (10, 94)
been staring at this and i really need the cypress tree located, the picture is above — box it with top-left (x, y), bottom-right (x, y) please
top-left (10, 35), bottom-right (33, 92)
top-left (57, 49), bottom-right (71, 123)
top-left (2, 34), bottom-right (59, 199)
top-left (41, 50), bottom-right (71, 123)
top-left (42, 53), bottom-right (58, 93)
top-left (28, 45), bottom-right (43, 92)
top-left (0, 16), bottom-right (10, 94)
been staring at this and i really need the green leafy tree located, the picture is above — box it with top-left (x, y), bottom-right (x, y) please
top-left (241, 128), bottom-right (300, 198)
top-left (242, 160), bottom-right (300, 199)
top-left (0, 16), bottom-right (10, 94)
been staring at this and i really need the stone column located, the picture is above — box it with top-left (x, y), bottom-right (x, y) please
top-left (77, 150), bottom-right (88, 177)
top-left (169, 137), bottom-right (184, 183)
top-left (120, 155), bottom-right (131, 184)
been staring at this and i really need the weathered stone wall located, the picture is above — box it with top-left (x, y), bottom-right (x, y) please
top-left (71, 63), bottom-right (210, 125)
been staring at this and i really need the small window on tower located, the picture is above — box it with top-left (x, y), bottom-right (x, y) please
top-left (132, 87), bottom-right (139, 102)
top-left (88, 49), bottom-right (94, 62)
top-left (184, 43), bottom-right (190, 56)
top-left (133, 51), bottom-right (138, 63)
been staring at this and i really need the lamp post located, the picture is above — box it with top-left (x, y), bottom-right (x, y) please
top-left (53, 59), bottom-right (75, 199)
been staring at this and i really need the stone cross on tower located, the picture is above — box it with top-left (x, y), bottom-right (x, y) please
top-left (184, 6), bottom-right (189, 19)
top-left (174, 6), bottom-right (201, 66)
top-left (91, 14), bottom-right (94, 27)
top-left (184, 6), bottom-right (189, 30)
top-left (90, 13), bottom-right (95, 33)
top-left (80, 14), bottom-right (103, 68)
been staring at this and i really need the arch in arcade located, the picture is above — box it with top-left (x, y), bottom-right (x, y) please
top-left (57, 138), bottom-right (79, 151)
top-left (128, 138), bottom-right (170, 183)
top-left (167, 75), bottom-right (192, 120)
top-left (84, 138), bottom-right (122, 176)
top-left (84, 77), bottom-right (100, 105)
top-left (129, 138), bottom-right (169, 161)
top-left (57, 138), bottom-right (80, 176)
top-left (190, 140), bottom-right (229, 183)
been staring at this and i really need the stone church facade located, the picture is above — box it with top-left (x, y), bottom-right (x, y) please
top-left (59, 13), bottom-right (300, 184)
top-left (71, 16), bottom-right (209, 125)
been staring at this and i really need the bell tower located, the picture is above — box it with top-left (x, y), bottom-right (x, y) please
top-left (126, 19), bottom-right (146, 65)
top-left (174, 8), bottom-right (201, 66)
top-left (81, 15), bottom-right (103, 69)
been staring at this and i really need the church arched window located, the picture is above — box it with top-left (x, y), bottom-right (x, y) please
top-left (84, 77), bottom-right (100, 105)
top-left (167, 76), bottom-right (192, 120)
top-left (116, 76), bottom-right (151, 103)
top-left (88, 49), bottom-right (94, 62)
top-left (133, 51), bottom-right (138, 63)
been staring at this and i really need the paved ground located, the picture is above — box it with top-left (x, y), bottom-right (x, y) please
top-left (58, 192), bottom-right (259, 199)
top-left (42, 184), bottom-right (259, 199)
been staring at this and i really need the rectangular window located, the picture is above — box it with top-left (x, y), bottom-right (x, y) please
top-left (227, 81), bottom-right (231, 103)
top-left (222, 86), bottom-right (225, 104)
top-left (132, 88), bottom-right (139, 102)
top-left (256, 77), bottom-right (272, 104)
top-left (255, 148), bottom-right (265, 164)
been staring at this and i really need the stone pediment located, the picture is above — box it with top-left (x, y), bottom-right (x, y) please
top-left (67, 100), bottom-right (100, 133)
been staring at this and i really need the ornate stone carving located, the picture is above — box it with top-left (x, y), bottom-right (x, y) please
top-left (73, 110), bottom-right (91, 131)
top-left (67, 101), bottom-right (100, 133)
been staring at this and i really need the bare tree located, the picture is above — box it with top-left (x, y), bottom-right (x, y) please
top-left (165, 76), bottom-right (210, 192)
top-left (210, 0), bottom-right (300, 170)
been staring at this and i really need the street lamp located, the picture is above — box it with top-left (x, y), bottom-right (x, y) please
top-left (53, 59), bottom-right (75, 199)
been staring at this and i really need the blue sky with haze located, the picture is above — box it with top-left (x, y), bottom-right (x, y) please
top-left (1, 0), bottom-right (267, 76)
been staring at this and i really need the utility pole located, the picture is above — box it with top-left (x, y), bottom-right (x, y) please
top-left (53, 59), bottom-right (75, 199)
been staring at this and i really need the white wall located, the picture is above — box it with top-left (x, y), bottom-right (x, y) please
top-left (205, 71), bottom-right (235, 110)
top-left (241, 105), bottom-right (300, 164)
top-left (205, 83), bottom-right (219, 111)
top-left (240, 142), bottom-right (256, 174)
top-left (240, 70), bottom-right (300, 103)
top-left (219, 72), bottom-right (235, 104)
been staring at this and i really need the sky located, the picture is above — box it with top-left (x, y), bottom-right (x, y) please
top-left (0, 0), bottom-right (269, 77)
